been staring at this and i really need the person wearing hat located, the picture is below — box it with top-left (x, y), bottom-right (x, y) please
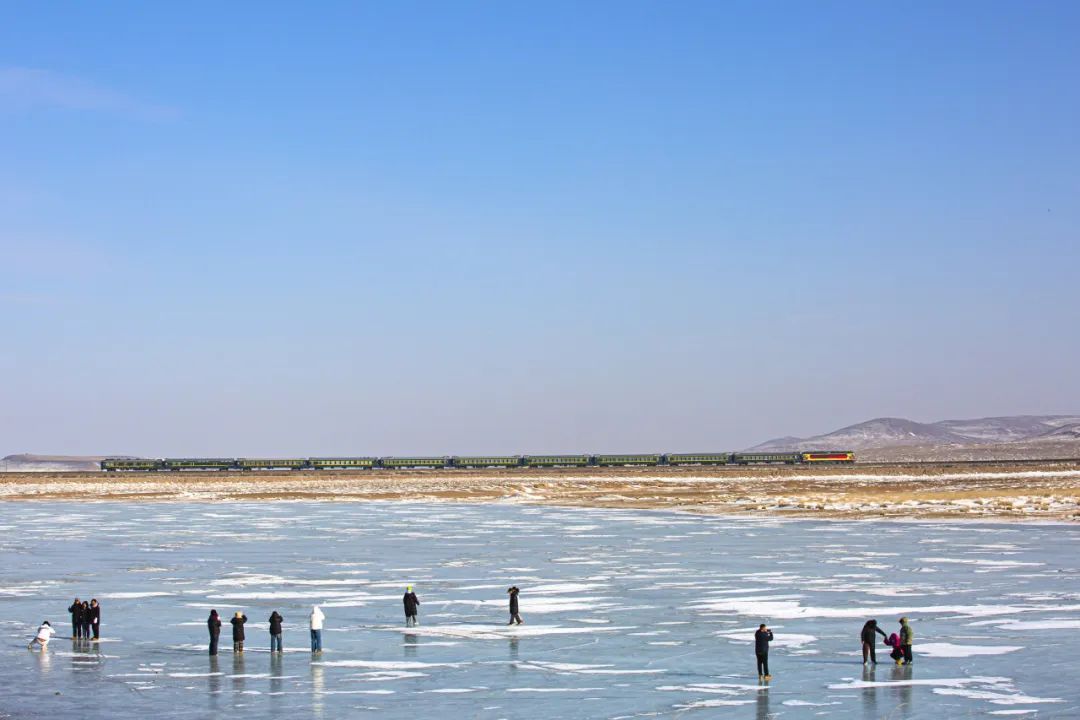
top-left (230, 611), bottom-right (248, 654)
top-left (403, 586), bottom-right (420, 627)
top-left (507, 586), bottom-right (523, 625)
top-left (899, 617), bottom-right (914, 665)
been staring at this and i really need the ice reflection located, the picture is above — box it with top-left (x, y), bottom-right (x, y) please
top-left (310, 659), bottom-right (324, 720)
top-left (755, 687), bottom-right (770, 720)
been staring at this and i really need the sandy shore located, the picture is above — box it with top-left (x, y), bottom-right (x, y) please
top-left (2, 461), bottom-right (1080, 521)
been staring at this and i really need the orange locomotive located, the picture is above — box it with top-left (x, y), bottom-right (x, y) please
top-left (801, 451), bottom-right (856, 463)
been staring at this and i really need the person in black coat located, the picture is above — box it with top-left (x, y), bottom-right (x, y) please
top-left (507, 586), bottom-right (522, 625)
top-left (208, 609), bottom-right (222, 655)
top-left (403, 586), bottom-right (420, 627)
top-left (68, 598), bottom-right (83, 639)
top-left (268, 611), bottom-right (284, 653)
top-left (80, 601), bottom-right (92, 640)
top-left (231, 612), bottom-right (248, 653)
top-left (861, 619), bottom-right (887, 664)
top-left (90, 599), bottom-right (101, 640)
top-left (755, 624), bottom-right (774, 680)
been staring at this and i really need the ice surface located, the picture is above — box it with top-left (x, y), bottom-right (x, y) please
top-left (0, 502), bottom-right (1078, 718)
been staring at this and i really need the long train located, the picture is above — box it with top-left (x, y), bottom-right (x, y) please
top-left (101, 451), bottom-right (854, 471)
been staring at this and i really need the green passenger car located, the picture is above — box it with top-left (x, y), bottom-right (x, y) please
top-left (453, 456), bottom-right (522, 468)
top-left (523, 455), bottom-right (591, 467)
top-left (236, 458), bottom-right (308, 470)
top-left (162, 458), bottom-right (236, 471)
top-left (665, 453), bottom-right (731, 465)
top-left (730, 452), bottom-right (802, 465)
top-left (308, 457), bottom-right (376, 470)
top-left (594, 454), bottom-right (662, 466)
top-left (101, 458), bottom-right (161, 472)
top-left (380, 457), bottom-right (450, 469)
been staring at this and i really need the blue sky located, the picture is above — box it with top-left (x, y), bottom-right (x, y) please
top-left (2, 1), bottom-right (1078, 456)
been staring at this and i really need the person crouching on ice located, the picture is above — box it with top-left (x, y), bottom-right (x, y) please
top-left (886, 631), bottom-right (904, 664)
top-left (403, 586), bottom-right (420, 627)
top-left (28, 621), bottom-right (55, 650)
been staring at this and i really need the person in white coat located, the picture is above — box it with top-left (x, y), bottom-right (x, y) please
top-left (309, 605), bottom-right (325, 653)
top-left (28, 621), bottom-right (55, 650)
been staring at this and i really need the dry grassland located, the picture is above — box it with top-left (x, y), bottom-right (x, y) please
top-left (2, 461), bottom-right (1079, 521)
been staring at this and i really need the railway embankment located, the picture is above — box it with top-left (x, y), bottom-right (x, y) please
top-left (1, 461), bottom-right (1079, 520)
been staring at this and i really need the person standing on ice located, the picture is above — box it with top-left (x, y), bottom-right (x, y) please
top-left (898, 617), bottom-right (914, 665)
top-left (89, 599), bottom-right (101, 641)
top-left (309, 605), bottom-right (325, 653)
top-left (268, 610), bottom-right (284, 653)
top-left (230, 611), bottom-right (248, 654)
top-left (860, 619), bottom-right (887, 664)
top-left (27, 621), bottom-right (55, 650)
top-left (80, 601), bottom-right (92, 640)
top-left (207, 609), bottom-right (222, 655)
top-left (68, 598), bottom-right (83, 640)
top-left (507, 586), bottom-right (523, 625)
top-left (755, 623), bottom-right (774, 680)
top-left (403, 586), bottom-right (420, 627)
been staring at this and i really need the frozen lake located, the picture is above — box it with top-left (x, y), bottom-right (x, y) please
top-left (1, 502), bottom-right (1078, 718)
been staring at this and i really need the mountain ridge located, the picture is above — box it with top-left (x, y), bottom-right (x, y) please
top-left (748, 414), bottom-right (1080, 452)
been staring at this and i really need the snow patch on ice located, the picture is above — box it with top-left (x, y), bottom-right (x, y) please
top-left (517, 661), bottom-right (664, 676)
top-left (388, 624), bottom-right (632, 640)
top-left (917, 643), bottom-right (1023, 658)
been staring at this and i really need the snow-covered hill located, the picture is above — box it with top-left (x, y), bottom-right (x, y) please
top-left (749, 414), bottom-right (1080, 452)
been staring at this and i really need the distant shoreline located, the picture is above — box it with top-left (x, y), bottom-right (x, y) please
top-left (1, 461), bottom-right (1078, 521)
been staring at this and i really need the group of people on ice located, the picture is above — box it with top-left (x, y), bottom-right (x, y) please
top-left (860, 617), bottom-right (915, 666)
top-left (30, 587), bottom-right (916, 682)
top-left (27, 597), bottom-right (101, 651)
top-left (202, 585), bottom-right (521, 654)
top-left (69, 598), bottom-right (101, 641)
top-left (207, 606), bottom-right (326, 655)
top-left (751, 616), bottom-right (914, 682)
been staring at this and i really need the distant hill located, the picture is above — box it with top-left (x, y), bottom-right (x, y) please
top-left (1032, 422), bottom-right (1080, 441)
top-left (0, 454), bottom-right (107, 472)
top-left (749, 415), bottom-right (1080, 452)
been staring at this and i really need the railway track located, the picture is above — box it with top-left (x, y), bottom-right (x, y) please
top-left (7, 457), bottom-right (1080, 477)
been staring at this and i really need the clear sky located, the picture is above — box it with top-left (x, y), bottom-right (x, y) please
top-left (2, 1), bottom-right (1078, 457)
